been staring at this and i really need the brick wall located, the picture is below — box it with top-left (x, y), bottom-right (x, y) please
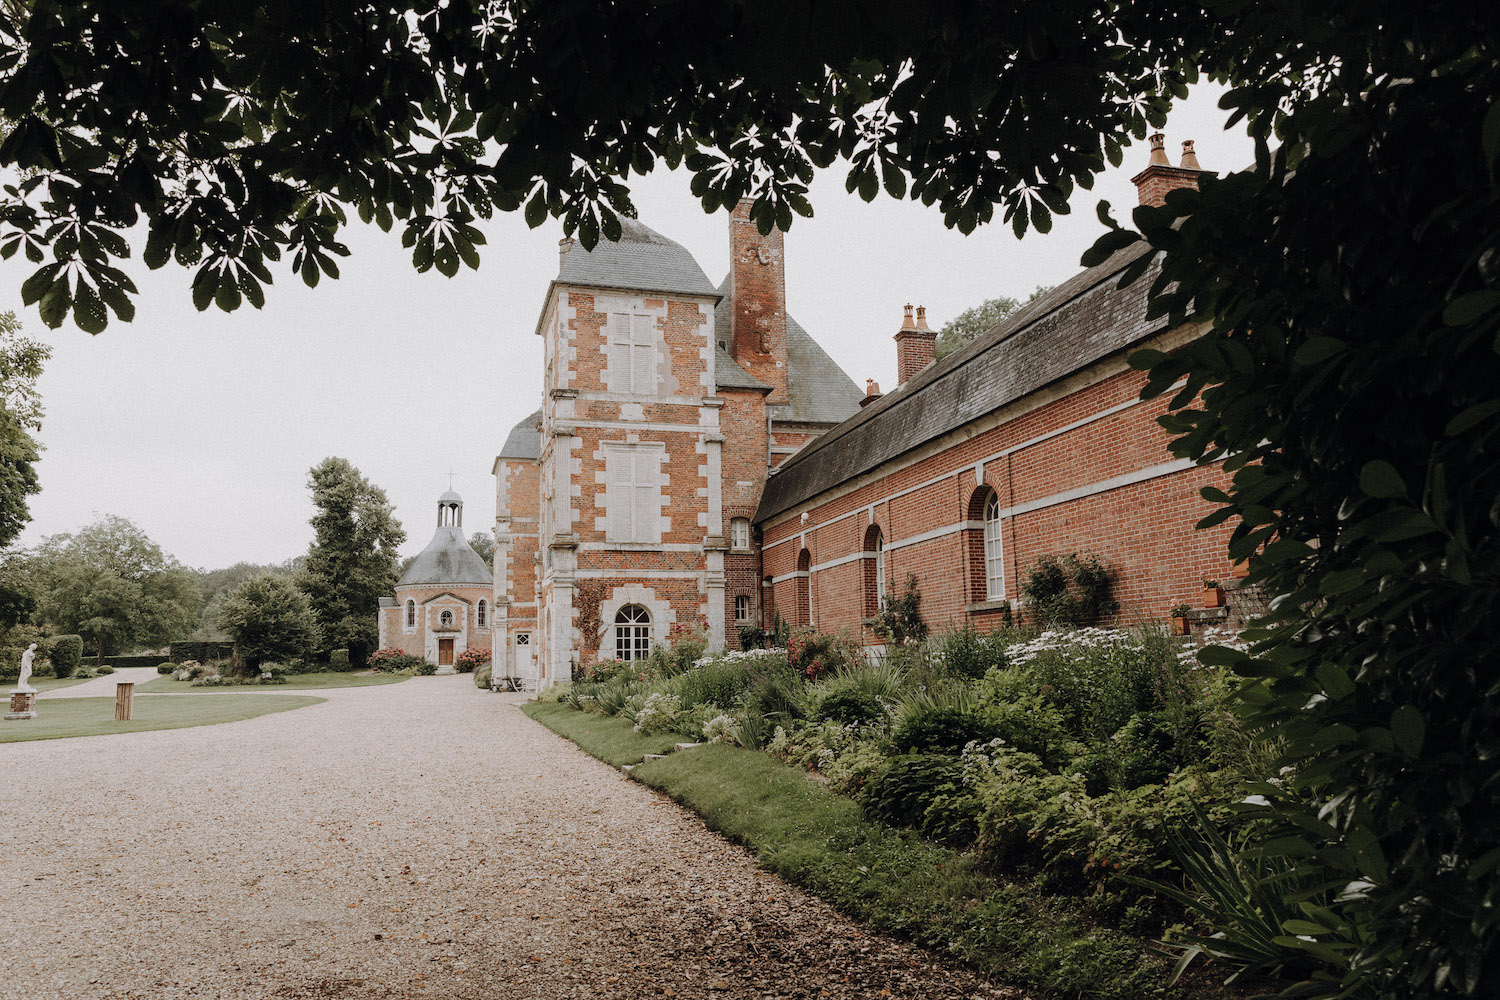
top-left (728, 200), bottom-right (789, 402)
top-left (759, 345), bottom-right (1236, 641)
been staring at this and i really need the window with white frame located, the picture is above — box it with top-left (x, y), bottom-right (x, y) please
top-left (605, 444), bottom-right (662, 543)
top-left (984, 492), bottom-right (1005, 598)
top-left (874, 531), bottom-right (887, 603)
top-left (439, 610), bottom-right (453, 628)
top-left (404, 599), bottom-right (416, 630)
top-left (730, 517), bottom-right (751, 550)
top-left (614, 605), bottom-right (651, 661)
top-left (477, 599), bottom-right (487, 627)
top-left (607, 311), bottom-right (657, 395)
top-left (735, 594), bottom-right (751, 621)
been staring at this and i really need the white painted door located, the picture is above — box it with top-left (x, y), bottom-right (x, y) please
top-left (516, 633), bottom-right (534, 685)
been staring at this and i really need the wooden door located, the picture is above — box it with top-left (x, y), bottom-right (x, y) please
top-left (438, 639), bottom-right (454, 665)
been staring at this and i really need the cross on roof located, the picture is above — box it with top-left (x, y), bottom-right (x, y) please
top-left (447, 469), bottom-right (455, 490)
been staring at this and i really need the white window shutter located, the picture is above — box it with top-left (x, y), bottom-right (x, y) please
top-left (631, 313), bottom-right (655, 394)
top-left (608, 313), bottom-right (631, 393)
top-left (633, 449), bottom-right (660, 543)
top-left (606, 448), bottom-right (633, 541)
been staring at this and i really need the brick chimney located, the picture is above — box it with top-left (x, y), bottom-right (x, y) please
top-left (1131, 134), bottom-right (1203, 207)
top-left (859, 379), bottom-right (883, 407)
top-left (727, 199), bottom-right (789, 402)
top-left (894, 304), bottom-right (936, 386)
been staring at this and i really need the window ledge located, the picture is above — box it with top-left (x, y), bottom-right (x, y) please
top-left (966, 598), bottom-right (1010, 613)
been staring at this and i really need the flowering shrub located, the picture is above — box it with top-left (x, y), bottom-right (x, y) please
top-left (633, 692), bottom-right (682, 734)
top-left (702, 714), bottom-right (740, 744)
top-left (581, 658), bottom-right (652, 683)
top-left (786, 629), bottom-right (862, 680)
top-left (366, 647), bottom-right (406, 670)
top-left (454, 647), bottom-right (490, 673)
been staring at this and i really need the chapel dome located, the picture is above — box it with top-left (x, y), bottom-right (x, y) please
top-left (397, 490), bottom-right (491, 587)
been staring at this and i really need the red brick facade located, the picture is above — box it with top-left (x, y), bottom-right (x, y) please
top-left (759, 332), bottom-right (1235, 642)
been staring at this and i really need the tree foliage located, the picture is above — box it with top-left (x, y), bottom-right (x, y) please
top-left (299, 458), bottom-right (404, 664)
top-left (215, 573), bottom-right (319, 669)
top-left (934, 287), bottom-right (1051, 361)
top-left (468, 530), bottom-right (494, 566)
top-left (0, 2), bottom-right (1191, 330)
top-left (0, 309), bottom-right (48, 546)
top-left (28, 515), bottom-right (201, 661)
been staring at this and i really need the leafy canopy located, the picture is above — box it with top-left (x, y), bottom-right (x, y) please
top-left (215, 573), bottom-right (320, 668)
top-left (0, 309), bottom-right (48, 547)
top-left (28, 515), bottom-right (201, 660)
top-left (935, 288), bottom-right (1051, 361)
top-left (0, 1), bottom-right (1192, 331)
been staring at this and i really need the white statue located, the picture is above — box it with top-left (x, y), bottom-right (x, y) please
top-left (16, 643), bottom-right (37, 690)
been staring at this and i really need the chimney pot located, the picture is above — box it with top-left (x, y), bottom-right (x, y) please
top-left (901, 303), bottom-right (916, 330)
top-left (1179, 140), bottom-right (1201, 170)
top-left (894, 303), bottom-right (937, 386)
top-left (859, 379), bottom-right (883, 407)
top-left (915, 305), bottom-right (930, 331)
top-left (1147, 132), bottom-right (1169, 166)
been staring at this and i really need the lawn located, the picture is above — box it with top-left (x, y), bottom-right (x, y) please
top-left (522, 701), bottom-right (681, 766)
top-left (0, 693), bottom-right (325, 742)
top-left (137, 671), bottom-right (408, 694)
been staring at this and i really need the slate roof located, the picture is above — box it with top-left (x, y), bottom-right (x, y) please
top-left (756, 242), bottom-right (1164, 523)
top-left (498, 409), bottom-right (542, 461)
top-left (398, 524), bottom-right (492, 587)
top-left (558, 218), bottom-right (720, 298)
top-left (712, 277), bottom-right (863, 424)
top-left (715, 344), bottom-right (771, 392)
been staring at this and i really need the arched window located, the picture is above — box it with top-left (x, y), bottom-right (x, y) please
top-left (405, 600), bottom-right (416, 629)
top-left (477, 599), bottom-right (487, 627)
top-left (863, 524), bottom-right (885, 617)
top-left (730, 517), bottom-right (751, 550)
top-left (796, 548), bottom-right (812, 628)
top-left (984, 493), bottom-right (1004, 599)
top-left (440, 610), bottom-right (454, 628)
top-left (614, 605), bottom-right (651, 661)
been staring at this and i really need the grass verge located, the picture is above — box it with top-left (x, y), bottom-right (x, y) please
top-left (137, 671), bottom-right (407, 694)
top-left (531, 713), bottom-right (1179, 999)
top-left (1, 693), bottom-right (325, 742)
top-left (521, 701), bottom-right (681, 766)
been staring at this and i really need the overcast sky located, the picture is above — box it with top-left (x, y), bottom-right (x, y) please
top-left (3, 86), bottom-right (1252, 572)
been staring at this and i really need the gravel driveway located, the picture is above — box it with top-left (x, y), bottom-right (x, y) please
top-left (0, 675), bottom-right (1018, 1000)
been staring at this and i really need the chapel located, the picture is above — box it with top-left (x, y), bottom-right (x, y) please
top-left (377, 490), bottom-right (494, 672)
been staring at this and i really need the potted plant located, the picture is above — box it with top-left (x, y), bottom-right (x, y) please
top-left (1170, 603), bottom-right (1192, 636)
top-left (1202, 579), bottom-right (1225, 608)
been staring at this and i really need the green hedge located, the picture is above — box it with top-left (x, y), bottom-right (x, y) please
top-left (50, 635), bottom-right (83, 678)
top-left (103, 654), bottom-right (176, 669)
top-left (169, 640), bottom-right (235, 663)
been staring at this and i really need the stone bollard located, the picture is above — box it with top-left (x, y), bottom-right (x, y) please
top-left (115, 681), bottom-right (135, 721)
top-left (6, 687), bottom-right (37, 721)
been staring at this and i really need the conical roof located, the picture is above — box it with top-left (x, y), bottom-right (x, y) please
top-left (398, 524), bottom-right (491, 587)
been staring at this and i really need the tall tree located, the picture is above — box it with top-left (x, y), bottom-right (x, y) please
top-left (30, 515), bottom-right (201, 662)
top-left (934, 287), bottom-right (1052, 360)
top-left (0, 309), bottom-right (48, 547)
top-left (215, 574), bottom-right (320, 670)
top-left (299, 458), bottom-right (404, 665)
top-left (468, 530), bottom-right (494, 567)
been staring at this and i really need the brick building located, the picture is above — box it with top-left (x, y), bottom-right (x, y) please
top-left (495, 136), bottom-right (1235, 686)
top-left (757, 136), bottom-right (1237, 640)
top-left (491, 207), bottom-right (862, 686)
top-left (377, 491), bottom-right (493, 672)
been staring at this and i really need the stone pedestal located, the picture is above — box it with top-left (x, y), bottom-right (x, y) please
top-left (6, 687), bottom-right (37, 721)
